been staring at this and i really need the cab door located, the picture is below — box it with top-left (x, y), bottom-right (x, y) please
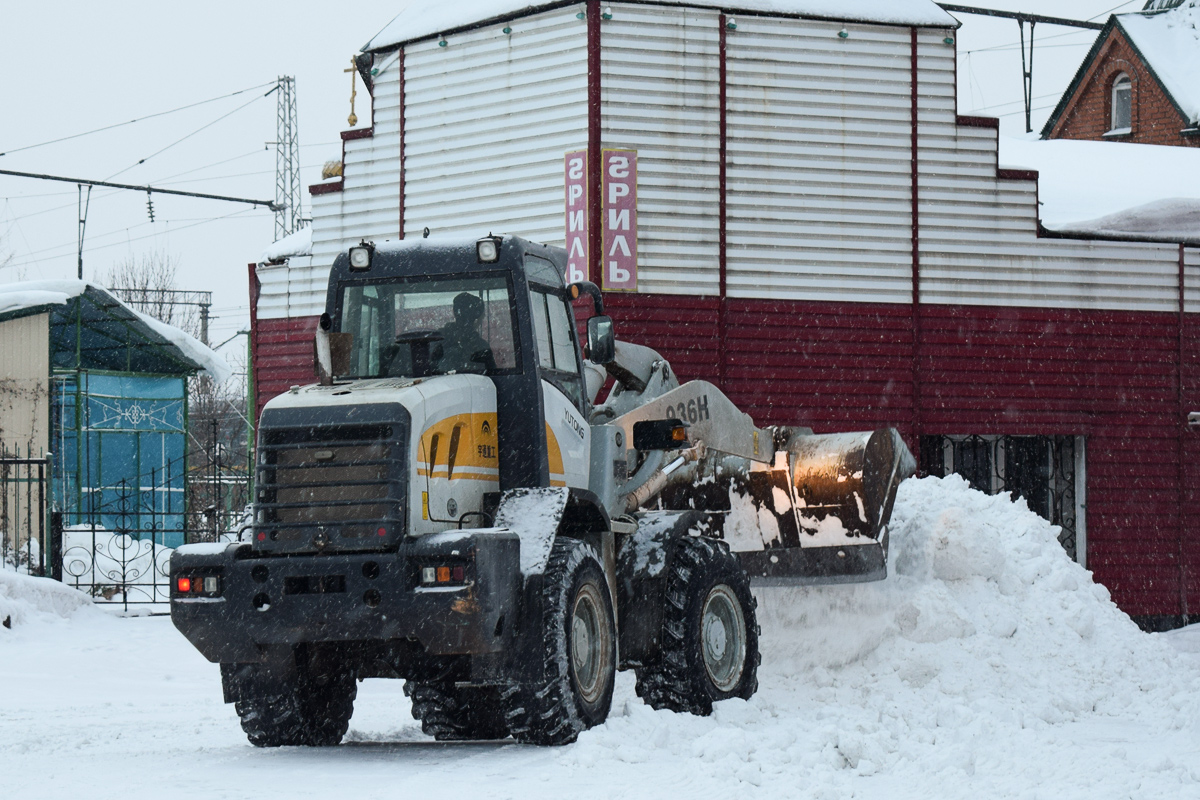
top-left (528, 285), bottom-right (590, 489)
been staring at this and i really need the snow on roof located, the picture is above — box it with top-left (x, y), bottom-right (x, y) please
top-left (0, 280), bottom-right (233, 382)
top-left (365, 0), bottom-right (957, 51)
top-left (261, 226), bottom-right (313, 263)
top-left (1118, 1), bottom-right (1200, 125)
top-left (999, 135), bottom-right (1200, 244)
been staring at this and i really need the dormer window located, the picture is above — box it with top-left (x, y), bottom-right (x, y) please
top-left (1110, 73), bottom-right (1132, 133)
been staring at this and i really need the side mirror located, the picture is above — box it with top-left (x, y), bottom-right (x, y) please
top-left (587, 315), bottom-right (616, 365)
top-left (314, 313), bottom-right (353, 384)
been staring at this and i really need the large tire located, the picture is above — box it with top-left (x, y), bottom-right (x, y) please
top-left (404, 682), bottom-right (510, 741)
top-left (505, 538), bottom-right (616, 746)
top-left (636, 536), bottom-right (760, 716)
top-left (224, 660), bottom-right (357, 747)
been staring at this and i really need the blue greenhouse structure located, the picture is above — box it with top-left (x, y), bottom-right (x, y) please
top-left (0, 282), bottom-right (221, 549)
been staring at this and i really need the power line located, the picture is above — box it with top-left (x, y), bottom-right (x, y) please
top-left (938, 5), bottom-right (1105, 29)
top-left (2, 207), bottom-right (265, 269)
top-left (1088, 1), bottom-right (1146, 21)
top-left (104, 87), bottom-right (278, 181)
top-left (0, 169), bottom-right (279, 210)
top-left (0, 82), bottom-right (276, 158)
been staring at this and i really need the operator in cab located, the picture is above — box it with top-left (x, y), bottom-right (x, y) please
top-left (439, 292), bottom-right (495, 373)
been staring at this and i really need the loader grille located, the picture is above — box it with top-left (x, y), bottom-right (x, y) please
top-left (256, 422), bottom-right (405, 550)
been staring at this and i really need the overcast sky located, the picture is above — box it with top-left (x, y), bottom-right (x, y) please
top-left (0, 0), bottom-right (1148, 366)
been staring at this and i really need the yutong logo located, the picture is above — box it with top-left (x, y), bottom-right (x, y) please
top-left (564, 408), bottom-right (586, 440)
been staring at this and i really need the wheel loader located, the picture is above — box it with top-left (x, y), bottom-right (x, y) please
top-left (170, 235), bottom-right (914, 746)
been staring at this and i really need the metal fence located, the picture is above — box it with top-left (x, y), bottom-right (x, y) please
top-left (1, 456), bottom-right (50, 576)
top-left (4, 451), bottom-right (251, 610)
top-left (920, 434), bottom-right (1083, 562)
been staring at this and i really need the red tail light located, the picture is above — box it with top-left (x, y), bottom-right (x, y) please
top-left (176, 577), bottom-right (192, 593)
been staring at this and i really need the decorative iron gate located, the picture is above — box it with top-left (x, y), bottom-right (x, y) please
top-left (59, 476), bottom-right (186, 608)
top-left (920, 435), bottom-right (1084, 562)
top-left (0, 456), bottom-right (50, 575)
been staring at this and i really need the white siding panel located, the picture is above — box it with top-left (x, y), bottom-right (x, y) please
top-left (403, 8), bottom-right (588, 245)
top-left (725, 17), bottom-right (914, 304)
top-left (0, 313), bottom-right (49, 458)
top-left (256, 256), bottom-right (322, 320)
top-left (915, 31), bottom-right (1180, 312)
top-left (260, 55), bottom-right (405, 319)
top-left (1186, 247), bottom-right (1200, 315)
top-left (601, 3), bottom-right (720, 295)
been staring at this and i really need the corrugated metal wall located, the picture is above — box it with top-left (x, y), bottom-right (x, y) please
top-left (912, 29), bottom-right (1188, 619)
top-left (1185, 246), bottom-right (1200, 315)
top-left (403, 7), bottom-right (588, 243)
top-left (725, 17), bottom-right (915, 304)
top-left (251, 316), bottom-right (319, 422)
top-left (601, 3), bottom-right (720, 295)
top-left (1185, 246), bottom-right (1199, 618)
top-left (0, 313), bottom-right (49, 457)
top-left (247, 5), bottom-right (1200, 622)
top-left (915, 31), bottom-right (1180, 311)
top-left (310, 57), bottom-right (404, 287)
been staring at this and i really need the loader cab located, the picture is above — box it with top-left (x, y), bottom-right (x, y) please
top-left (324, 235), bottom-right (587, 491)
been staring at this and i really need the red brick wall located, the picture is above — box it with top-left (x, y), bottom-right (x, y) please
top-left (1048, 29), bottom-right (1198, 148)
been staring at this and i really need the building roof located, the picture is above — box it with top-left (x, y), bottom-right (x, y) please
top-left (0, 281), bottom-right (232, 382)
top-left (1000, 135), bottom-right (1200, 244)
top-left (364, 0), bottom-right (958, 51)
top-left (1119, 2), bottom-right (1200, 126)
top-left (1041, 1), bottom-right (1200, 136)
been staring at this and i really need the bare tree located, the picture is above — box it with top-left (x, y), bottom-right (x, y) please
top-left (106, 252), bottom-right (202, 339)
top-left (105, 251), bottom-right (250, 539)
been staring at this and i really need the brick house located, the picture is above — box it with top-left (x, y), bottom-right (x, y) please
top-left (1042, 0), bottom-right (1199, 147)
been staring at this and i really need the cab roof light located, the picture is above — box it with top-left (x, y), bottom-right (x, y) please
top-left (477, 234), bottom-right (502, 263)
top-left (349, 240), bottom-right (375, 270)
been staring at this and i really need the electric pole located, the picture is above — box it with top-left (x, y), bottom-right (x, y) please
top-left (274, 76), bottom-right (302, 239)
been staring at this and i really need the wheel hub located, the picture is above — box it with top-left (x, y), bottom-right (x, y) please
top-left (700, 584), bottom-right (747, 693)
top-left (571, 582), bottom-right (611, 706)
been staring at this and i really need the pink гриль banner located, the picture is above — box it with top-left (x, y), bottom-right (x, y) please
top-left (602, 149), bottom-right (637, 291)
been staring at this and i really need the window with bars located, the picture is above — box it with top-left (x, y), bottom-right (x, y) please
top-left (919, 435), bottom-right (1086, 564)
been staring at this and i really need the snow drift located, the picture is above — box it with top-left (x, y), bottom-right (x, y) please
top-left (0, 569), bottom-right (94, 630)
top-left (562, 475), bottom-right (1200, 794)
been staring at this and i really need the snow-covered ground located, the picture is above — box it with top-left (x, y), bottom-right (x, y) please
top-left (2, 476), bottom-right (1198, 799)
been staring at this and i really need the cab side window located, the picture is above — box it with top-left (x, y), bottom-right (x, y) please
top-left (529, 288), bottom-right (585, 410)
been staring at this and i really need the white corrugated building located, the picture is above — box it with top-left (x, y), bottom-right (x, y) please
top-left (249, 0), bottom-right (1200, 630)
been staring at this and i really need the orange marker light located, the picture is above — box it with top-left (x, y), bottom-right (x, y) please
top-left (177, 577), bottom-right (192, 593)
top-left (671, 426), bottom-right (688, 442)
top-left (436, 566), bottom-right (451, 583)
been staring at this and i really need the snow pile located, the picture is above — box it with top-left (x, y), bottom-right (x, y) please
top-left (0, 569), bottom-right (94, 630)
top-left (1000, 136), bottom-right (1200, 242)
top-left (365, 0), bottom-right (956, 51)
top-left (562, 475), bottom-right (1200, 795)
top-left (1120, 1), bottom-right (1200, 125)
top-left (262, 225), bottom-right (313, 262)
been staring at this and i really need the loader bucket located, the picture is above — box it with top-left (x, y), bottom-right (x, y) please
top-left (733, 428), bottom-right (915, 585)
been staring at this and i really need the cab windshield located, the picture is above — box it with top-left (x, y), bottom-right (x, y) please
top-left (339, 275), bottom-right (518, 379)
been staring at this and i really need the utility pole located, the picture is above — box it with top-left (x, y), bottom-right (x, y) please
top-left (274, 76), bottom-right (302, 239)
top-left (0, 168), bottom-right (279, 281)
top-left (76, 184), bottom-right (92, 280)
top-left (937, 5), bottom-right (1104, 134)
